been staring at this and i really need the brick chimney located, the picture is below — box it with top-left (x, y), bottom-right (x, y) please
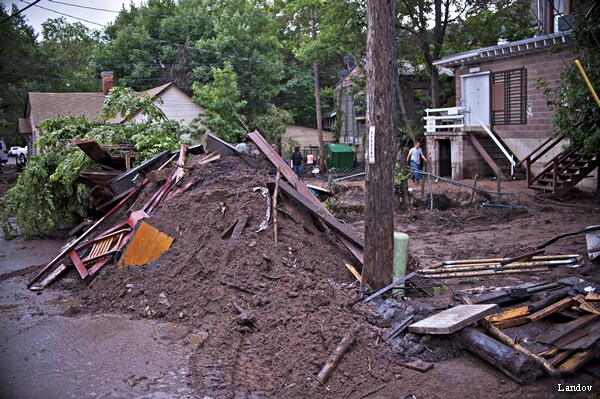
top-left (101, 71), bottom-right (113, 95)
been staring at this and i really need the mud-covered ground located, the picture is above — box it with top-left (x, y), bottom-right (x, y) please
top-left (1, 157), bottom-right (599, 399)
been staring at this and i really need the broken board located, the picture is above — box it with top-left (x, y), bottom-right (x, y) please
top-left (118, 221), bottom-right (174, 268)
top-left (408, 304), bottom-right (499, 334)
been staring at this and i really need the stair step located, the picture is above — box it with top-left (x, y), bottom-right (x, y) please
top-left (529, 185), bottom-right (554, 191)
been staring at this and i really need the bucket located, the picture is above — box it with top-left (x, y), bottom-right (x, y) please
top-left (393, 232), bottom-right (410, 297)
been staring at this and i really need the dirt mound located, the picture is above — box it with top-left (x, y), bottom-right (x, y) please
top-left (65, 155), bottom-right (395, 398)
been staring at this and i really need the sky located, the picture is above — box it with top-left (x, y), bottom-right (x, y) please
top-left (1, 0), bottom-right (143, 34)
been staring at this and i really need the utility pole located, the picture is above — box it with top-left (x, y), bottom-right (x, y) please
top-left (311, 7), bottom-right (325, 172)
top-left (363, 0), bottom-right (396, 290)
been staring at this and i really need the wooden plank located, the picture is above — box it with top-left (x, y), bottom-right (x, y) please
top-left (549, 350), bottom-right (576, 367)
top-left (306, 184), bottom-right (333, 197)
top-left (556, 342), bottom-right (600, 374)
top-left (272, 180), bottom-right (364, 249)
top-left (574, 296), bottom-right (600, 315)
top-left (527, 287), bottom-right (571, 313)
top-left (487, 306), bottom-right (529, 323)
top-left (398, 360), bottom-right (433, 372)
top-left (586, 292), bottom-right (600, 301)
top-left (76, 139), bottom-right (126, 169)
top-left (408, 304), bottom-right (499, 335)
top-left (526, 296), bottom-right (577, 322)
top-left (537, 314), bottom-right (599, 344)
top-left (30, 264), bottom-right (68, 291)
top-left (494, 316), bottom-right (530, 330)
top-left (560, 323), bottom-right (600, 350)
top-left (468, 133), bottom-right (501, 174)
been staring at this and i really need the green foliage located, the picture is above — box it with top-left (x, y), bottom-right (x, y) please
top-left (251, 105), bottom-right (293, 148)
top-left (538, 15), bottom-right (600, 155)
top-left (193, 62), bottom-right (248, 143)
top-left (0, 88), bottom-right (195, 238)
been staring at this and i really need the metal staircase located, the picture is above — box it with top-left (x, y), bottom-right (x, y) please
top-left (518, 135), bottom-right (599, 198)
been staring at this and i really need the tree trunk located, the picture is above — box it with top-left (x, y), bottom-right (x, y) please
top-left (396, 78), bottom-right (410, 209)
top-left (430, 66), bottom-right (440, 108)
top-left (311, 8), bottom-right (325, 172)
top-left (364, 0), bottom-right (396, 290)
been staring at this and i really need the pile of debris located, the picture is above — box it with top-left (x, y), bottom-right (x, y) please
top-left (24, 130), bottom-right (599, 397)
top-left (28, 131), bottom-right (400, 397)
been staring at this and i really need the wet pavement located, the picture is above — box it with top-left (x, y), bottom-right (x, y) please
top-left (0, 237), bottom-right (203, 398)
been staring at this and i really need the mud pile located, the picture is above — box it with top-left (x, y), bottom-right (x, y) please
top-left (65, 155), bottom-right (397, 398)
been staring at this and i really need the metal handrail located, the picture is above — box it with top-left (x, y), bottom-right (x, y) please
top-left (472, 114), bottom-right (516, 175)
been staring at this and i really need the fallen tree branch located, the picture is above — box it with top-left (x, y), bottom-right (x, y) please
top-left (313, 331), bottom-right (355, 387)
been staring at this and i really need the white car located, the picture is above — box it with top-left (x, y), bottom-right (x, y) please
top-left (9, 146), bottom-right (27, 158)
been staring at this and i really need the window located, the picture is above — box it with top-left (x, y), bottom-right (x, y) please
top-left (491, 67), bottom-right (527, 125)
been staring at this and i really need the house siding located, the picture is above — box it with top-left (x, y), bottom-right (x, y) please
top-left (131, 86), bottom-right (207, 145)
top-left (455, 47), bottom-right (575, 143)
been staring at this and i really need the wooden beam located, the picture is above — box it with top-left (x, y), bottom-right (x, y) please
top-left (537, 314), bottom-right (599, 344)
top-left (468, 134), bottom-right (501, 174)
top-left (556, 342), bottom-right (600, 374)
top-left (271, 180), bottom-right (364, 249)
top-left (458, 326), bottom-right (541, 384)
top-left (487, 306), bottom-right (530, 323)
top-left (526, 296), bottom-right (577, 322)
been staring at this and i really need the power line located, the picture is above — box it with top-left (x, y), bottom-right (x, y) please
top-left (0, 0), bottom-right (42, 25)
top-left (20, 0), bottom-right (105, 27)
top-left (46, 0), bottom-right (256, 20)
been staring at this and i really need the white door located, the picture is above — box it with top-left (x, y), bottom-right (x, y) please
top-left (461, 73), bottom-right (490, 126)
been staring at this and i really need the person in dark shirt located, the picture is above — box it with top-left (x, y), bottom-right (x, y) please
top-left (291, 146), bottom-right (303, 178)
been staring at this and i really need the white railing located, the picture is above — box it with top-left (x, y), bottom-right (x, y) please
top-left (472, 114), bottom-right (516, 175)
top-left (423, 107), bottom-right (464, 133)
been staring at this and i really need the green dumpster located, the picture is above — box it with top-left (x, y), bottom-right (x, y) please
top-left (324, 144), bottom-right (355, 170)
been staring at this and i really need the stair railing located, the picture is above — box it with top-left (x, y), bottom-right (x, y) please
top-left (472, 114), bottom-right (516, 175)
top-left (516, 134), bottom-right (565, 187)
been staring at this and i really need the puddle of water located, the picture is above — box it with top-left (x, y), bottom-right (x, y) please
top-left (44, 297), bottom-right (78, 308)
top-left (0, 276), bottom-right (199, 398)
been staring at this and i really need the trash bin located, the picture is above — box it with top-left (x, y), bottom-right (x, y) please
top-left (324, 144), bottom-right (355, 170)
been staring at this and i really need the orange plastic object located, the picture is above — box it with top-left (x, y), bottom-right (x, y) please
top-left (118, 221), bottom-right (174, 268)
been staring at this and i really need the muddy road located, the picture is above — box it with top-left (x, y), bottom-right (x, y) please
top-left (1, 168), bottom-right (599, 398)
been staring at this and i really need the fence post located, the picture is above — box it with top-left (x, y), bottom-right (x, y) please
top-left (497, 168), bottom-right (502, 199)
top-left (420, 165), bottom-right (426, 200)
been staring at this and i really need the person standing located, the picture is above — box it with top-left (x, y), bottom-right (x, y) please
top-left (291, 146), bottom-right (303, 178)
top-left (406, 141), bottom-right (426, 183)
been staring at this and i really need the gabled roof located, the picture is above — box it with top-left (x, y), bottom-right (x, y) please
top-left (433, 31), bottom-right (573, 68)
top-left (139, 82), bottom-right (173, 99)
top-left (22, 82), bottom-right (189, 131)
top-left (26, 92), bottom-right (106, 128)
